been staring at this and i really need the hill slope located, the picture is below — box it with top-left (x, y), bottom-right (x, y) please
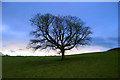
top-left (2, 49), bottom-right (119, 78)
top-left (0, 52), bottom-right (4, 56)
top-left (107, 47), bottom-right (120, 51)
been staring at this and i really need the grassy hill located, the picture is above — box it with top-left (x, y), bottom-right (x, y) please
top-left (2, 48), bottom-right (119, 78)
top-left (0, 52), bottom-right (4, 56)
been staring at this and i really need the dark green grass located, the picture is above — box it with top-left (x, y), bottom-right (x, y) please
top-left (2, 49), bottom-right (119, 78)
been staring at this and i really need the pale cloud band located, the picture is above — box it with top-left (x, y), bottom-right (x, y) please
top-left (1, 45), bottom-right (110, 56)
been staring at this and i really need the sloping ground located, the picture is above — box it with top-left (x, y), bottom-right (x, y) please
top-left (2, 49), bottom-right (119, 78)
top-left (107, 47), bottom-right (120, 51)
top-left (0, 52), bottom-right (4, 56)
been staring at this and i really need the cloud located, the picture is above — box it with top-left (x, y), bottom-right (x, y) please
top-left (18, 49), bottom-right (23, 51)
top-left (2, 40), bottom-right (28, 51)
top-left (1, 49), bottom-right (57, 56)
top-left (1, 44), bottom-right (110, 56)
top-left (92, 37), bottom-right (118, 48)
top-left (107, 37), bottom-right (118, 42)
top-left (0, 52), bottom-right (4, 56)
top-left (10, 50), bottom-right (15, 53)
top-left (2, 36), bottom-right (118, 56)
top-left (2, 24), bottom-right (32, 42)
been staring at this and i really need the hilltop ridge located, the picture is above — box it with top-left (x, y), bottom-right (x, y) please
top-left (107, 47), bottom-right (120, 51)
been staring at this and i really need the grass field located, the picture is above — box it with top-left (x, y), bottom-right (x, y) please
top-left (2, 48), bottom-right (119, 78)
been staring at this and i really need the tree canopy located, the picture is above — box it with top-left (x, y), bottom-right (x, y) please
top-left (28, 13), bottom-right (92, 60)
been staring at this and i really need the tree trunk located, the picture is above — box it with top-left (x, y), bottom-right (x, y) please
top-left (61, 50), bottom-right (65, 61)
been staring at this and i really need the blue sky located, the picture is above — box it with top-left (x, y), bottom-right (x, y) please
top-left (1, 2), bottom-right (118, 56)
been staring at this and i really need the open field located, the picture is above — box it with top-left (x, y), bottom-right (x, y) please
top-left (2, 48), bottom-right (119, 78)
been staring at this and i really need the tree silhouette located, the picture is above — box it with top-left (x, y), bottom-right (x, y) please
top-left (28, 13), bottom-right (92, 60)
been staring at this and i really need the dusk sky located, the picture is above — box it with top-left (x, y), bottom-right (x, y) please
top-left (1, 2), bottom-right (118, 56)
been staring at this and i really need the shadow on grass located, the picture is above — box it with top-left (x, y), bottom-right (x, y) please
top-left (23, 53), bottom-right (97, 66)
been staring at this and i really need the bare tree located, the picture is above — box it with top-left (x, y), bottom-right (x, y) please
top-left (28, 13), bottom-right (92, 60)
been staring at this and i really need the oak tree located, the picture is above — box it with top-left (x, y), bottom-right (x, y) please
top-left (28, 13), bottom-right (92, 60)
